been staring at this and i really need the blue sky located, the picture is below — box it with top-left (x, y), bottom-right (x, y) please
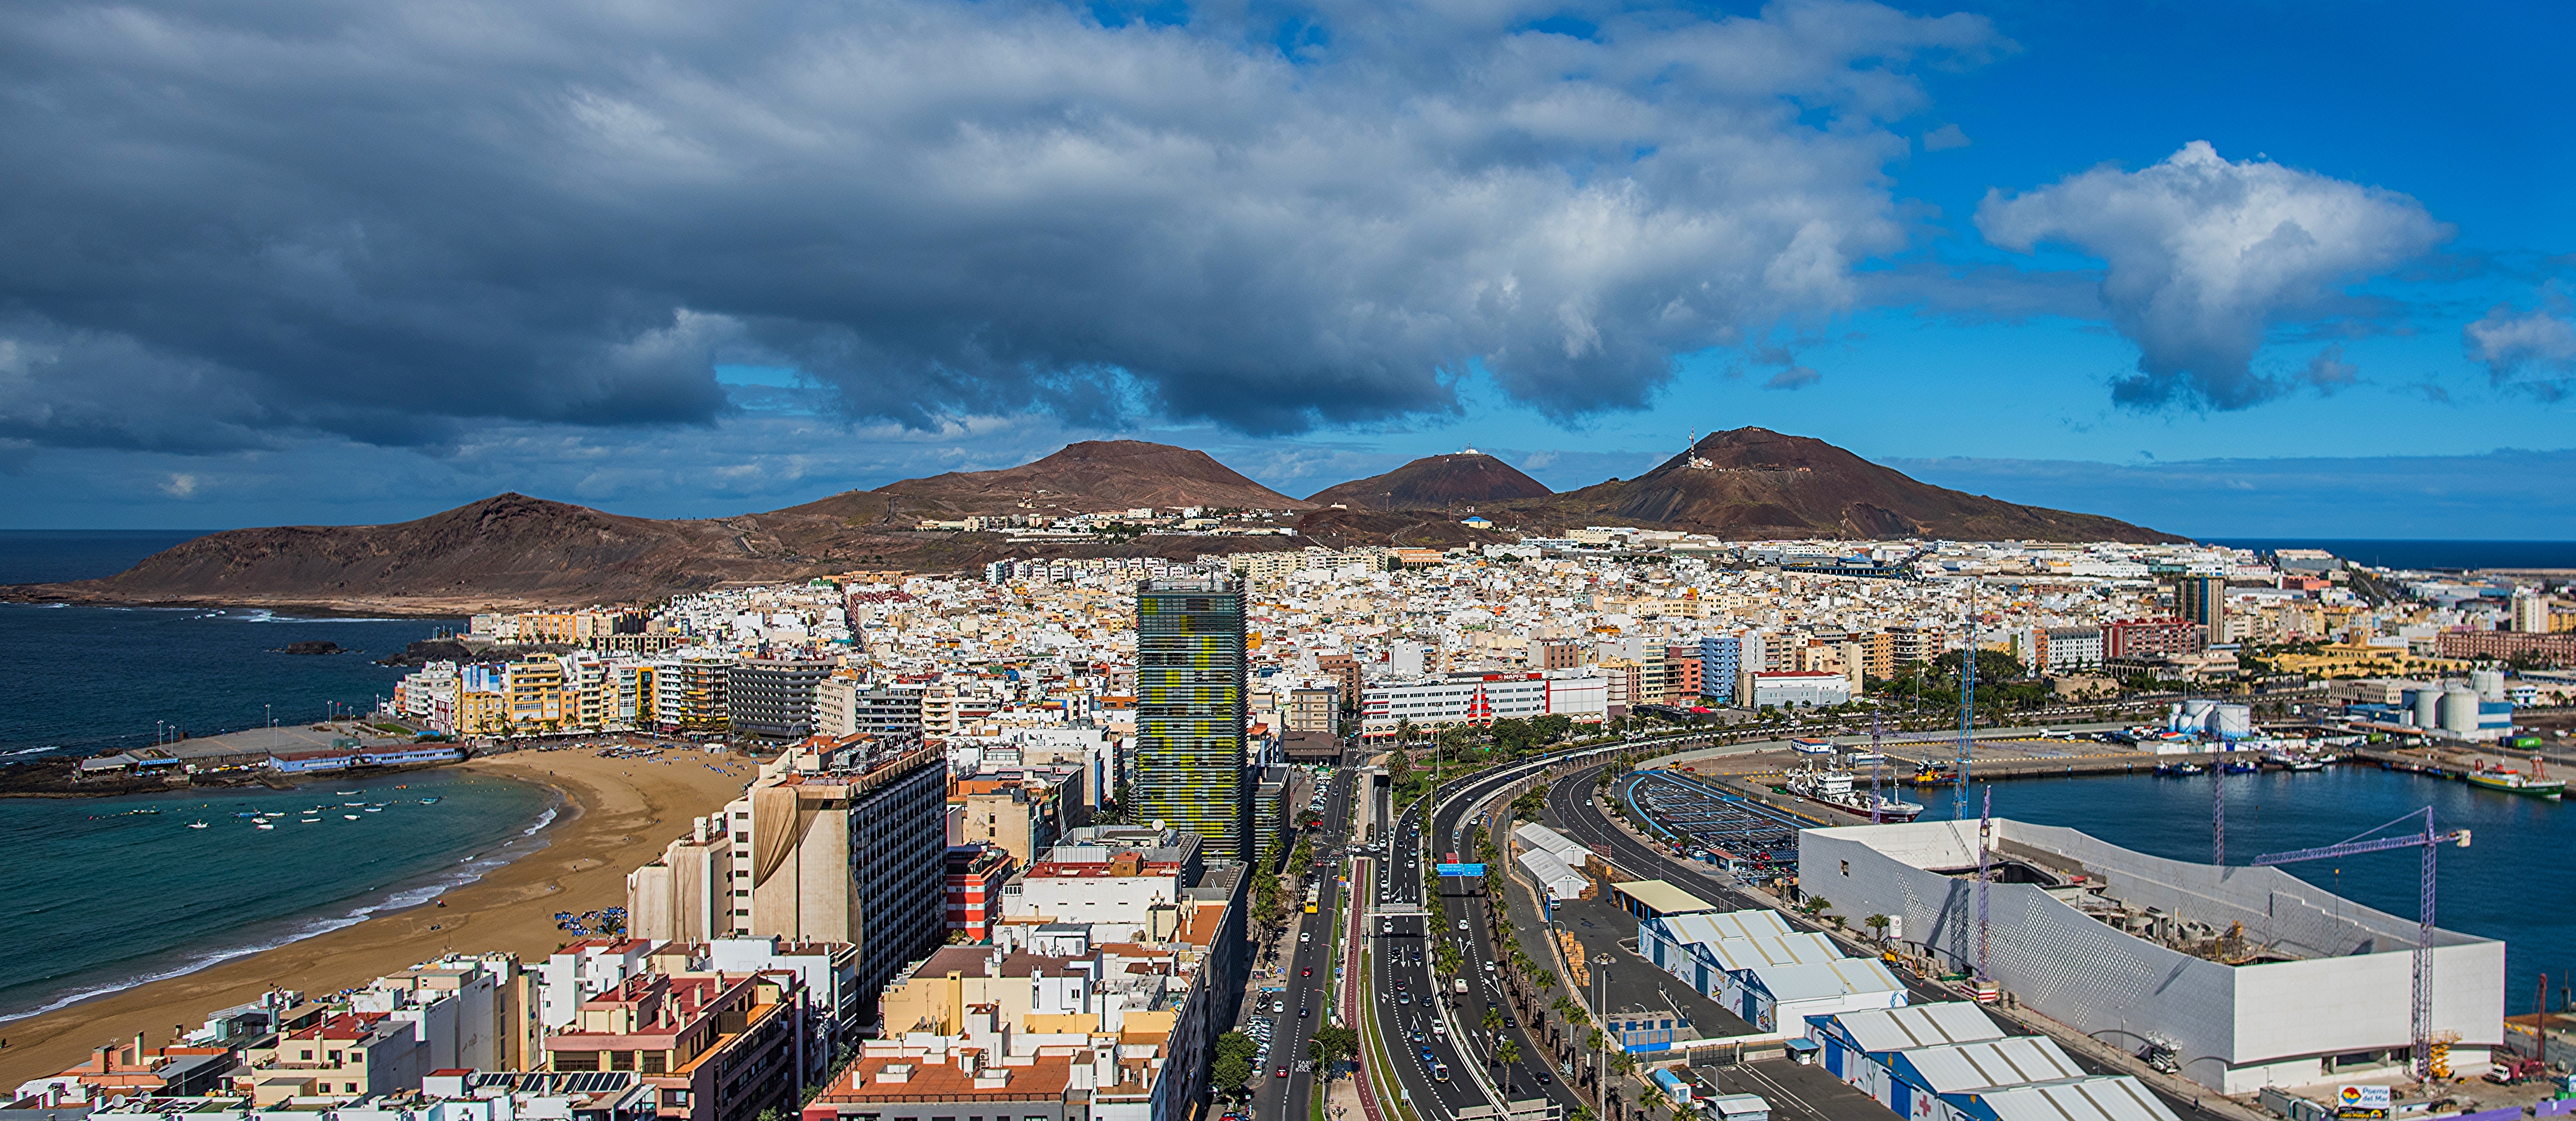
top-left (1, 0), bottom-right (2569, 538)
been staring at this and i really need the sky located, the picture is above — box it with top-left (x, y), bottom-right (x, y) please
top-left (2, 0), bottom-right (2571, 538)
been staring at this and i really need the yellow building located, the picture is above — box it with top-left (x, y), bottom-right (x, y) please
top-left (506, 658), bottom-right (567, 728)
top-left (2272, 641), bottom-right (2464, 679)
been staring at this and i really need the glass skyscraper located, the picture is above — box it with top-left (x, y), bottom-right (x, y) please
top-left (1133, 573), bottom-right (1250, 861)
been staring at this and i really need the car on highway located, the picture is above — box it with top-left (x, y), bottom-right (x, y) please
top-left (1301, 1006), bottom-right (1311, 1018)
top-left (1456, 920), bottom-right (1468, 931)
top-left (1300, 931), bottom-right (1311, 942)
top-left (1301, 966), bottom-right (1311, 977)
top-left (1276, 1067), bottom-right (1289, 1078)
top-left (1535, 1072), bottom-right (1551, 1085)
top-left (1272, 999), bottom-right (1285, 1011)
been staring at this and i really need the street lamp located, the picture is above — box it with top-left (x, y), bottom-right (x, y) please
top-left (1594, 952), bottom-right (1613, 1121)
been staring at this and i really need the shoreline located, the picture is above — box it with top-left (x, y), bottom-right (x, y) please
top-left (0, 747), bottom-right (754, 1086)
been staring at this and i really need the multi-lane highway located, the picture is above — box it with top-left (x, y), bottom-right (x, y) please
top-left (1364, 792), bottom-right (1494, 1118)
top-left (1254, 764), bottom-right (1358, 1121)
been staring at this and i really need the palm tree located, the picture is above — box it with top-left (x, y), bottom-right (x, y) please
top-left (1484, 1006), bottom-right (1506, 1034)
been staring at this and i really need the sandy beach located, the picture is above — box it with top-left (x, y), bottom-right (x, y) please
top-left (0, 747), bottom-right (756, 1087)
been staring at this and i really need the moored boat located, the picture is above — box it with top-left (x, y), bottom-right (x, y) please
top-left (2464, 757), bottom-right (2565, 800)
top-left (1782, 759), bottom-right (1925, 821)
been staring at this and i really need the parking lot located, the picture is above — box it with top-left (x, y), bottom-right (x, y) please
top-left (1622, 770), bottom-right (1805, 876)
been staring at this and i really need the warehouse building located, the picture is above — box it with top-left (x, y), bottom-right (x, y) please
top-left (1800, 820), bottom-right (2505, 1092)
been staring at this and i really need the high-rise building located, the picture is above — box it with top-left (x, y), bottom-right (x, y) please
top-left (625, 741), bottom-right (946, 1024)
top-left (727, 658), bottom-right (834, 743)
top-left (2174, 575), bottom-right (2225, 631)
top-left (2513, 589), bottom-right (2551, 634)
top-left (1133, 574), bottom-right (1251, 861)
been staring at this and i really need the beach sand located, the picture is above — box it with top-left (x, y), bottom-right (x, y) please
top-left (0, 747), bottom-right (756, 1087)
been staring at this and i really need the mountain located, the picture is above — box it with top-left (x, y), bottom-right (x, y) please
top-left (3, 430), bottom-right (2179, 612)
top-left (1504, 428), bottom-right (2181, 543)
top-left (1305, 451), bottom-right (1551, 510)
top-left (876, 440), bottom-right (1312, 516)
top-left (25, 494), bottom-right (783, 612)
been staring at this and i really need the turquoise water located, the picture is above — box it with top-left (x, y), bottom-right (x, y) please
top-left (0, 769), bottom-right (553, 1022)
top-left (0, 525), bottom-right (556, 1023)
top-left (1955, 765), bottom-right (2571, 1017)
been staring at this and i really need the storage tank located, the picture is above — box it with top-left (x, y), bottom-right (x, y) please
top-left (2472, 668), bottom-right (2506, 701)
top-left (2211, 703), bottom-right (2252, 738)
top-left (2439, 686), bottom-right (2482, 734)
top-left (2409, 687), bottom-right (2438, 728)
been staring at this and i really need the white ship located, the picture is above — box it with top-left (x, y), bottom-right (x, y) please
top-left (1782, 759), bottom-right (1924, 822)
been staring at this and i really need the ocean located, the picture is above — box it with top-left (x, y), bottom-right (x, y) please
top-left (2205, 538), bottom-right (2576, 571)
top-left (1954, 766), bottom-right (2571, 1018)
top-left (0, 531), bottom-right (460, 759)
top-left (0, 773), bottom-right (552, 1022)
top-left (0, 531), bottom-right (553, 1022)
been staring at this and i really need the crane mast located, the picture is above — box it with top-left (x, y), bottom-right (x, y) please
top-left (2253, 807), bottom-right (2470, 1081)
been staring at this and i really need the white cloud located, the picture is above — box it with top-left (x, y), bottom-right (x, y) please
top-left (1976, 141), bottom-right (2448, 409)
top-left (2464, 293), bottom-right (2576, 400)
top-left (1922, 124), bottom-right (1970, 151)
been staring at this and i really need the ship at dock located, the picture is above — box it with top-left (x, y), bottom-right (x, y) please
top-left (1781, 757), bottom-right (1924, 821)
top-left (2464, 757), bottom-right (2566, 800)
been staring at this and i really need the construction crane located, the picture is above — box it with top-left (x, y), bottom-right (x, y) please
top-left (1869, 711), bottom-right (1887, 824)
top-left (1954, 609), bottom-right (1976, 820)
top-left (2252, 806), bottom-right (2471, 1082)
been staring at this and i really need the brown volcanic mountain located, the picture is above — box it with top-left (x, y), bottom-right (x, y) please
top-left (1306, 452), bottom-right (1551, 510)
top-left (878, 439), bottom-right (1311, 516)
top-left (1503, 428), bottom-right (2181, 543)
top-left (6, 430), bottom-right (2177, 612)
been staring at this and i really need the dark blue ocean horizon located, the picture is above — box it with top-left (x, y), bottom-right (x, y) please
top-left (2205, 538), bottom-right (2576, 571)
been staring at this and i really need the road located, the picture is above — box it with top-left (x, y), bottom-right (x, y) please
top-left (1255, 764), bottom-right (1358, 1121)
top-left (1363, 791), bottom-right (1493, 1118)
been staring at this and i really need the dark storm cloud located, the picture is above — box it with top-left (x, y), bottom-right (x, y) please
top-left (0, 0), bottom-right (2003, 449)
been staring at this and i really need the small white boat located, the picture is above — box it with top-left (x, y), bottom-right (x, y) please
top-left (364, 807), bottom-right (382, 813)
top-left (188, 821), bottom-right (209, 829)
top-left (344, 813), bottom-right (360, 820)
top-left (255, 823), bottom-right (275, 830)
top-left (301, 818), bottom-right (320, 824)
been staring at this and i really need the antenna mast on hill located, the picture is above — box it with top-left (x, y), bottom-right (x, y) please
top-left (1686, 430), bottom-right (1713, 470)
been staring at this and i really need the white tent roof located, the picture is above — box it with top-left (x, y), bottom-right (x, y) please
top-left (1656, 910), bottom-right (1793, 949)
top-left (1745, 957), bottom-right (1903, 1002)
top-left (1895, 1037), bottom-right (2085, 1093)
top-left (1519, 848), bottom-right (1586, 891)
top-left (1515, 822), bottom-right (1588, 862)
top-left (1702, 931), bottom-right (1843, 971)
top-left (1972, 1077), bottom-right (2181, 1121)
top-left (1825, 1003), bottom-right (2006, 1053)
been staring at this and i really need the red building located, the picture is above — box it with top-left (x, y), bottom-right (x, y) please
top-left (944, 844), bottom-right (1014, 943)
top-left (2105, 618), bottom-right (2207, 660)
top-left (1664, 646), bottom-right (1704, 699)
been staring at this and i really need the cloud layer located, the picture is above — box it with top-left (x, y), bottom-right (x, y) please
top-left (0, 0), bottom-right (2005, 451)
top-left (1977, 141), bottom-right (2449, 409)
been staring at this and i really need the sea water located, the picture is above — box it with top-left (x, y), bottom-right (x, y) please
top-left (0, 771), bottom-right (551, 1022)
top-left (0, 531), bottom-right (552, 1022)
top-left (1952, 766), bottom-right (2572, 1018)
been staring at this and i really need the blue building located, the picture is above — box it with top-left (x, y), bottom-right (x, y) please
top-left (1700, 635), bottom-right (1742, 700)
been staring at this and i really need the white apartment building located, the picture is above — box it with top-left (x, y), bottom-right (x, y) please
top-left (1357, 672), bottom-right (1552, 739)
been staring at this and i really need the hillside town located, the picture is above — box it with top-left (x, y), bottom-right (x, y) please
top-left (21, 531), bottom-right (2576, 1121)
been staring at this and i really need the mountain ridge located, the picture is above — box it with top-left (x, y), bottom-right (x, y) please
top-left (3, 431), bottom-right (2182, 611)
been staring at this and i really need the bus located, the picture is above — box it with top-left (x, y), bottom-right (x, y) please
top-left (1303, 885), bottom-right (1320, 914)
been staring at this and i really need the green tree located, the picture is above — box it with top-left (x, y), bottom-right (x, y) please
top-left (1212, 1030), bottom-right (1256, 1091)
top-left (1864, 914), bottom-right (1890, 942)
top-left (1483, 1006), bottom-right (1506, 1034)
top-left (1309, 1026), bottom-right (1358, 1077)
top-left (1494, 1038), bottom-right (1522, 1069)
